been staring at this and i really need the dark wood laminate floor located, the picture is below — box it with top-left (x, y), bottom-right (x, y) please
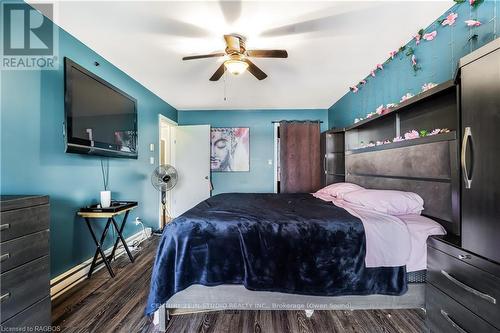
top-left (53, 237), bottom-right (426, 333)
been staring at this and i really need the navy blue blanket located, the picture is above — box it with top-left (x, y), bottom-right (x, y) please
top-left (145, 193), bottom-right (407, 315)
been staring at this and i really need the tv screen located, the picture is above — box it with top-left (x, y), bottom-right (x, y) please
top-left (64, 58), bottom-right (138, 158)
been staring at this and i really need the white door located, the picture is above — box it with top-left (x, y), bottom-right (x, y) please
top-left (171, 125), bottom-right (211, 217)
top-left (158, 115), bottom-right (175, 228)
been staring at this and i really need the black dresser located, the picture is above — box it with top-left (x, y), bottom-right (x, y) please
top-left (426, 38), bottom-right (500, 332)
top-left (0, 195), bottom-right (51, 329)
top-left (427, 237), bottom-right (500, 332)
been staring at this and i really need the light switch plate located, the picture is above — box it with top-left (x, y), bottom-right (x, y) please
top-left (150, 143), bottom-right (155, 152)
top-left (150, 157), bottom-right (155, 165)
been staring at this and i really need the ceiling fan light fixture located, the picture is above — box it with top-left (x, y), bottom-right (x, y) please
top-left (183, 34), bottom-right (285, 81)
top-left (224, 59), bottom-right (248, 75)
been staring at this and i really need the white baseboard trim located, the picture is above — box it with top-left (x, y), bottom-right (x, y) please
top-left (50, 231), bottom-right (144, 300)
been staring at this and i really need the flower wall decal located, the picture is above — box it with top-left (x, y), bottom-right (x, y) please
top-left (376, 105), bottom-right (386, 115)
top-left (410, 55), bottom-right (420, 72)
top-left (400, 93), bottom-right (414, 102)
top-left (414, 29), bottom-right (424, 45)
top-left (393, 136), bottom-right (405, 143)
top-left (429, 129), bottom-right (441, 135)
top-left (356, 129), bottom-right (451, 150)
top-left (345, 2), bottom-right (486, 106)
top-left (465, 20), bottom-right (481, 27)
top-left (469, 0), bottom-right (484, 8)
top-left (441, 12), bottom-right (458, 26)
top-left (404, 130), bottom-right (420, 140)
top-left (422, 82), bottom-right (437, 92)
top-left (423, 31), bottom-right (437, 41)
top-left (415, 33), bottom-right (421, 45)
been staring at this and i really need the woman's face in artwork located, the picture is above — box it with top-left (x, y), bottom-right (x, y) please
top-left (211, 131), bottom-right (232, 171)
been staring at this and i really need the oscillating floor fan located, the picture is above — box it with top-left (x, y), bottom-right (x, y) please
top-left (151, 164), bottom-right (178, 229)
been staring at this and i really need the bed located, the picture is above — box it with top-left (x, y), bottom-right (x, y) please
top-left (146, 133), bottom-right (458, 331)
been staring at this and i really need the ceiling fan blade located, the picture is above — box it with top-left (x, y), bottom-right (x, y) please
top-left (260, 6), bottom-right (373, 37)
top-left (244, 60), bottom-right (267, 80)
top-left (219, 0), bottom-right (242, 24)
top-left (224, 34), bottom-right (241, 52)
top-left (145, 17), bottom-right (210, 38)
top-left (182, 53), bottom-right (225, 61)
top-left (246, 50), bottom-right (288, 58)
top-left (209, 64), bottom-right (226, 81)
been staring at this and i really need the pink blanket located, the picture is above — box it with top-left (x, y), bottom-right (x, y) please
top-left (313, 192), bottom-right (446, 272)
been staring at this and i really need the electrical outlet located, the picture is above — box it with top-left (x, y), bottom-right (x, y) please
top-left (150, 157), bottom-right (155, 165)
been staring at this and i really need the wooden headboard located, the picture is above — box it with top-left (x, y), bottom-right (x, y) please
top-left (345, 133), bottom-right (459, 235)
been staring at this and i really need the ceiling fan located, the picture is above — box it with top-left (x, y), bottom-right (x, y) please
top-left (182, 34), bottom-right (288, 81)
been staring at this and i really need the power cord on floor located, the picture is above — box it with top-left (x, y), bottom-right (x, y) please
top-left (128, 217), bottom-right (149, 252)
top-left (108, 218), bottom-right (151, 259)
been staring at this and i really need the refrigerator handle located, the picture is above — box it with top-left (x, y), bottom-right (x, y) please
top-left (461, 127), bottom-right (473, 189)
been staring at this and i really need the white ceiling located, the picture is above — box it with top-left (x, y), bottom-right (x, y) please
top-left (38, 1), bottom-right (452, 110)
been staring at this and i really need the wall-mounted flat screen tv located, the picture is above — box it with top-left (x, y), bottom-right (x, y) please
top-left (64, 57), bottom-right (138, 159)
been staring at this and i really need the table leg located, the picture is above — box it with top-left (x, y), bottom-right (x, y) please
top-left (85, 217), bottom-right (115, 278)
top-left (110, 213), bottom-right (135, 263)
top-left (109, 210), bottom-right (128, 260)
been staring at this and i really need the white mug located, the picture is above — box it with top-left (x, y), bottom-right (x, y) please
top-left (100, 191), bottom-right (111, 208)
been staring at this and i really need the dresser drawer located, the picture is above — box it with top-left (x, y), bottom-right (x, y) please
top-left (0, 230), bottom-right (49, 273)
top-left (1, 296), bottom-right (51, 328)
top-left (428, 246), bottom-right (500, 329)
top-left (426, 284), bottom-right (499, 333)
top-left (0, 204), bottom-right (49, 242)
top-left (0, 256), bottom-right (50, 322)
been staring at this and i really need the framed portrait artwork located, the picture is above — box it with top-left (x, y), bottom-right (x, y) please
top-left (211, 128), bottom-right (250, 172)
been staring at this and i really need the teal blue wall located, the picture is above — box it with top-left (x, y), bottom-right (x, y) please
top-left (1, 11), bottom-right (177, 277)
top-left (179, 110), bottom-right (328, 194)
top-left (329, 1), bottom-right (500, 128)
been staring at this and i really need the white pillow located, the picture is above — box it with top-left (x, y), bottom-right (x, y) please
top-left (315, 182), bottom-right (364, 199)
top-left (342, 189), bottom-right (424, 216)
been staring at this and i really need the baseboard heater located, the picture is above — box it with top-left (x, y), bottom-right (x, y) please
top-left (50, 231), bottom-right (143, 299)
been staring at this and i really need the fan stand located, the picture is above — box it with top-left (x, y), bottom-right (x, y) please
top-left (160, 191), bottom-right (172, 230)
